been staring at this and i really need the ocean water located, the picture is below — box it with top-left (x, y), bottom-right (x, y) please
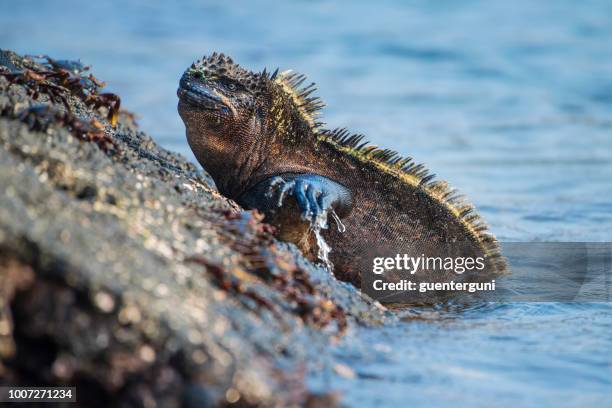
top-left (1, 0), bottom-right (611, 406)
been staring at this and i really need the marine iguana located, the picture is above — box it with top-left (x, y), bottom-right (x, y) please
top-left (177, 53), bottom-right (506, 294)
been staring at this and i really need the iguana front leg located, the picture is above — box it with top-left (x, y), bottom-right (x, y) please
top-left (238, 173), bottom-right (352, 262)
top-left (238, 173), bottom-right (353, 224)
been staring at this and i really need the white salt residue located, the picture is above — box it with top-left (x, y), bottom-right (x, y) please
top-left (331, 210), bottom-right (346, 233)
top-left (311, 212), bottom-right (332, 270)
top-left (310, 209), bottom-right (345, 271)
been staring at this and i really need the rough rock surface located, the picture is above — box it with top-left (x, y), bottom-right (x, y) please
top-left (0, 50), bottom-right (390, 407)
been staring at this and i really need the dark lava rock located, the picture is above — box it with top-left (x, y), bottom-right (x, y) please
top-left (0, 50), bottom-right (390, 407)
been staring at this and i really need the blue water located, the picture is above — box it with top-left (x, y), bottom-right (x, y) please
top-left (1, 1), bottom-right (611, 406)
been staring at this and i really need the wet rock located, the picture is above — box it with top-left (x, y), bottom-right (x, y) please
top-left (0, 49), bottom-right (391, 407)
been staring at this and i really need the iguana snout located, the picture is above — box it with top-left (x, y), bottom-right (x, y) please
top-left (177, 74), bottom-right (232, 114)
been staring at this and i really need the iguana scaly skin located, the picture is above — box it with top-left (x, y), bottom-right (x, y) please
top-left (177, 53), bottom-right (506, 292)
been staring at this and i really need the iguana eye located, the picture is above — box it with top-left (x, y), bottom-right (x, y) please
top-left (221, 78), bottom-right (245, 93)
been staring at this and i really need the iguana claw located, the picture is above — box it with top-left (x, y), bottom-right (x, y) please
top-left (244, 173), bottom-right (353, 224)
top-left (267, 176), bottom-right (326, 222)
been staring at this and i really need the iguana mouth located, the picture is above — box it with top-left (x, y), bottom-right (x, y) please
top-left (177, 74), bottom-right (228, 112)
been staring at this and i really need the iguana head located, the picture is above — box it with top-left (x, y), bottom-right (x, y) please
top-left (177, 53), bottom-right (323, 196)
